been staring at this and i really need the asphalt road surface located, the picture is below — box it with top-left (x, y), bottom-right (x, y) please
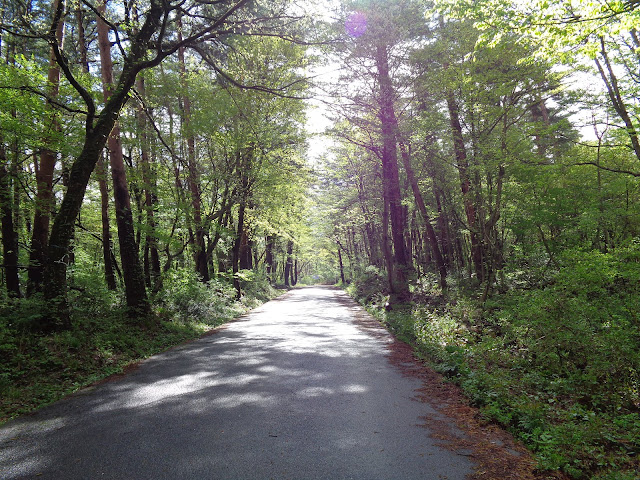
top-left (0, 286), bottom-right (474, 479)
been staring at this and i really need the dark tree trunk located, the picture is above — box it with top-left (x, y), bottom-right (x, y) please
top-left (446, 92), bottom-right (483, 282)
top-left (292, 258), bottom-right (298, 286)
top-left (433, 188), bottom-right (452, 268)
top-left (381, 193), bottom-right (395, 293)
top-left (97, 154), bottom-right (117, 290)
top-left (375, 44), bottom-right (409, 298)
top-left (178, 23), bottom-right (209, 282)
top-left (337, 244), bottom-right (346, 284)
top-left (530, 99), bottom-right (551, 159)
top-left (28, 0), bottom-right (64, 295)
top-left (284, 240), bottom-right (293, 287)
top-left (97, 0), bottom-right (148, 313)
top-left (0, 146), bottom-right (20, 298)
top-left (77, 8), bottom-right (116, 291)
top-left (239, 229), bottom-right (252, 270)
top-left (357, 178), bottom-right (380, 267)
top-left (232, 197), bottom-right (246, 298)
top-left (265, 235), bottom-right (274, 282)
top-left (135, 76), bottom-right (161, 289)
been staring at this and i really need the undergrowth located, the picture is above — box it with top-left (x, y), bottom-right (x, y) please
top-left (0, 269), bottom-right (280, 424)
top-left (347, 245), bottom-right (640, 480)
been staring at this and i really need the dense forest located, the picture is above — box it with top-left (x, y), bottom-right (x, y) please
top-left (1, 0), bottom-right (639, 479)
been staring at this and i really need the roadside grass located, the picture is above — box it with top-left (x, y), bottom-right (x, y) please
top-left (0, 269), bottom-right (280, 424)
top-left (346, 247), bottom-right (640, 480)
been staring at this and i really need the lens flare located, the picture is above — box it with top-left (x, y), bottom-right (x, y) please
top-left (345, 11), bottom-right (367, 38)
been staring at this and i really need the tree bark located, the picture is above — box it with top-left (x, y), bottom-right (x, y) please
top-left (135, 75), bottom-right (161, 289)
top-left (96, 153), bottom-right (117, 290)
top-left (27, 0), bottom-right (65, 295)
top-left (97, 0), bottom-right (148, 313)
top-left (239, 228), bottom-right (252, 270)
top-left (265, 235), bottom-right (275, 282)
top-left (399, 144), bottom-right (447, 288)
top-left (337, 243), bottom-right (346, 284)
top-left (375, 44), bottom-right (409, 298)
top-left (284, 239), bottom-right (294, 287)
top-left (232, 191), bottom-right (247, 298)
top-left (381, 191), bottom-right (395, 293)
top-left (178, 22), bottom-right (209, 282)
top-left (0, 144), bottom-right (20, 298)
top-left (446, 92), bottom-right (483, 281)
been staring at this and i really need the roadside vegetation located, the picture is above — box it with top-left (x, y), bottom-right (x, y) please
top-left (1, 1), bottom-right (640, 478)
top-left (346, 246), bottom-right (640, 480)
top-left (0, 271), bottom-right (280, 423)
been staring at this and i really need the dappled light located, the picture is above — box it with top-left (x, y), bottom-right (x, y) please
top-left (0, 288), bottom-right (473, 480)
top-left (1, 0), bottom-right (639, 478)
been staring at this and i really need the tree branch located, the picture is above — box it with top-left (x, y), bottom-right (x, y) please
top-left (571, 162), bottom-right (640, 177)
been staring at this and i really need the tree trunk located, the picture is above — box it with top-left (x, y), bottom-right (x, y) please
top-left (97, 153), bottom-right (117, 290)
top-left (375, 44), bottom-right (409, 298)
top-left (0, 145), bottom-right (20, 298)
top-left (381, 192), bottom-right (395, 293)
top-left (337, 244), bottom-right (346, 284)
top-left (43, 0), bottom-right (163, 327)
top-left (178, 22), bottom-right (209, 282)
top-left (292, 258), bottom-right (298, 286)
top-left (446, 92), bottom-right (483, 282)
top-left (265, 235), bottom-right (274, 282)
top-left (530, 99), bottom-right (551, 159)
top-left (284, 239), bottom-right (294, 287)
top-left (80, 23), bottom-right (116, 291)
top-left (399, 143), bottom-right (447, 288)
top-left (135, 75), bottom-right (161, 289)
top-left (27, 0), bottom-right (64, 295)
top-left (232, 196), bottom-right (247, 298)
top-left (239, 228), bottom-right (252, 270)
top-left (97, 0), bottom-right (148, 313)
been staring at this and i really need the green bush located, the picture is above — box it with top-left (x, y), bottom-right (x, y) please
top-left (347, 244), bottom-right (640, 479)
top-left (350, 265), bottom-right (389, 305)
top-left (158, 268), bottom-right (243, 325)
top-left (1, 267), bottom-right (279, 424)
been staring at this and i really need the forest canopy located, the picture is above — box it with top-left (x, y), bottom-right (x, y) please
top-left (0, 1), bottom-right (639, 478)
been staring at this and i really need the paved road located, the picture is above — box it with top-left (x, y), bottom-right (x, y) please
top-left (0, 287), bottom-right (473, 479)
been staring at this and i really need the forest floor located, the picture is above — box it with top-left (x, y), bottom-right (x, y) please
top-left (0, 286), bottom-right (557, 480)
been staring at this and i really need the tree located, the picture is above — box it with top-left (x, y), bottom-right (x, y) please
top-left (27, 0), bottom-right (65, 295)
top-left (0, 0), bottom-right (305, 326)
top-left (330, 0), bottom-right (428, 298)
top-left (96, 0), bottom-right (148, 313)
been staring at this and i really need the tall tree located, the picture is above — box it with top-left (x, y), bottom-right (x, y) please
top-left (0, 143), bottom-right (19, 298)
top-left (27, 0), bottom-right (65, 295)
top-left (31, 0), bottom-right (294, 326)
top-left (177, 20), bottom-right (209, 282)
top-left (96, 0), bottom-right (148, 313)
top-left (333, 0), bottom-right (427, 297)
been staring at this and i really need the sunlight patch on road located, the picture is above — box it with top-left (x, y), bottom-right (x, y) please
top-left (341, 384), bottom-right (368, 394)
top-left (297, 386), bottom-right (335, 398)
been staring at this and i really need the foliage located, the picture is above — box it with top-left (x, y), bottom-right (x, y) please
top-left (348, 242), bottom-right (640, 479)
top-left (157, 268), bottom-right (244, 324)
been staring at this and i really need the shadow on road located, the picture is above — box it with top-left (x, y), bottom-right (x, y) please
top-left (0, 287), bottom-right (472, 480)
